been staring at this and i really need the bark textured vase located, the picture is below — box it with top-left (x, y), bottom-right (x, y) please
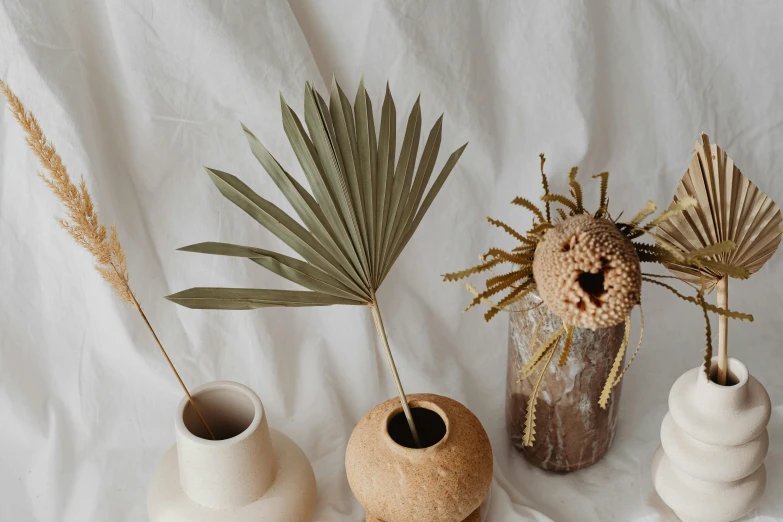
top-left (652, 357), bottom-right (771, 522)
top-left (147, 381), bottom-right (317, 522)
top-left (345, 393), bottom-right (493, 522)
top-left (506, 293), bottom-right (626, 471)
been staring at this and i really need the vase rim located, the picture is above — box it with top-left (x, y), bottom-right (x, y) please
top-left (700, 357), bottom-right (749, 389)
top-left (383, 398), bottom-right (451, 451)
top-left (175, 380), bottom-right (263, 446)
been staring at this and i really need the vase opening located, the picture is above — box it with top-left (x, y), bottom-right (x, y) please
top-left (182, 387), bottom-right (256, 441)
top-left (387, 405), bottom-right (447, 449)
top-left (707, 362), bottom-right (742, 387)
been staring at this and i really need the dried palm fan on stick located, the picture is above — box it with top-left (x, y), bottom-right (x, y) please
top-left (657, 133), bottom-right (783, 384)
top-left (445, 155), bottom-right (752, 446)
top-left (0, 80), bottom-right (215, 440)
top-left (167, 79), bottom-right (466, 448)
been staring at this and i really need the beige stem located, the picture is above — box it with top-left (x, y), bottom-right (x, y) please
top-left (130, 292), bottom-right (216, 440)
top-left (717, 276), bottom-right (729, 386)
top-left (369, 296), bottom-right (422, 448)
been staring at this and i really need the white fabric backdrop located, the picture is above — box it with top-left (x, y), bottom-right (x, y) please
top-left (1, 1), bottom-right (781, 520)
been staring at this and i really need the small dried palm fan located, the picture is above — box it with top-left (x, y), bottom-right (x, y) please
top-left (657, 133), bottom-right (783, 384)
top-left (167, 79), bottom-right (466, 447)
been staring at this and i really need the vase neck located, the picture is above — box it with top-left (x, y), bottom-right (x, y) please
top-left (694, 357), bottom-right (750, 409)
top-left (174, 381), bottom-right (277, 509)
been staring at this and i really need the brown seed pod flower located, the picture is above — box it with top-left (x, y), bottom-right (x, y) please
top-left (533, 215), bottom-right (641, 330)
top-left (444, 155), bottom-right (752, 447)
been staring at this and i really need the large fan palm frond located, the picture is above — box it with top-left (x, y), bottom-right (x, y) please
top-left (167, 79), bottom-right (467, 446)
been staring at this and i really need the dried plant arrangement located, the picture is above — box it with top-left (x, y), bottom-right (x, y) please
top-left (445, 154), bottom-right (752, 446)
top-left (0, 80), bottom-right (215, 440)
top-left (657, 133), bottom-right (782, 384)
top-left (166, 79), bottom-right (466, 448)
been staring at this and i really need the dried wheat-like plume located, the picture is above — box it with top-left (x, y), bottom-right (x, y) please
top-left (0, 79), bottom-right (214, 439)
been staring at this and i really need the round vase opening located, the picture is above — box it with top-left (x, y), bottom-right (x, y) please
top-left (707, 362), bottom-right (745, 387)
top-left (387, 406), bottom-right (447, 449)
top-left (182, 387), bottom-right (256, 441)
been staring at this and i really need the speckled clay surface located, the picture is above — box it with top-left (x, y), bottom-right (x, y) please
top-left (507, 292), bottom-right (625, 471)
top-left (652, 358), bottom-right (771, 522)
top-left (346, 394), bottom-right (493, 522)
top-left (366, 508), bottom-right (481, 522)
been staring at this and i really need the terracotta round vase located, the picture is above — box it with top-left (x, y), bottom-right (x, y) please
top-left (506, 292), bottom-right (626, 471)
top-left (345, 393), bottom-right (493, 522)
top-left (652, 357), bottom-right (771, 522)
top-left (147, 381), bottom-right (317, 522)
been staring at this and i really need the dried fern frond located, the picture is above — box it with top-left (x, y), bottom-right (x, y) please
top-left (510, 198), bottom-right (545, 224)
top-left (557, 325), bottom-right (574, 367)
top-left (541, 193), bottom-right (578, 212)
top-left (593, 171), bottom-right (609, 218)
top-left (485, 283), bottom-right (536, 321)
top-left (486, 269), bottom-right (532, 289)
top-left (642, 277), bottom-right (753, 321)
top-left (539, 153), bottom-right (552, 222)
top-left (487, 216), bottom-right (529, 243)
top-left (466, 274), bottom-right (529, 311)
top-left (520, 326), bottom-right (565, 380)
top-left (443, 257), bottom-right (501, 281)
top-left (465, 283), bottom-right (506, 313)
top-left (635, 243), bottom-right (679, 264)
top-left (484, 247), bottom-right (535, 265)
top-left (568, 167), bottom-right (584, 213)
top-left (616, 304), bottom-right (644, 383)
top-left (645, 196), bottom-right (698, 229)
top-left (522, 334), bottom-right (560, 447)
top-left (698, 290), bottom-right (714, 379)
top-left (599, 315), bottom-right (631, 409)
top-left (630, 200), bottom-right (657, 226)
top-left (0, 79), bottom-right (215, 439)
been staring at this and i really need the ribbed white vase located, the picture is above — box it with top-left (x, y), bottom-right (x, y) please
top-left (652, 357), bottom-right (771, 522)
top-left (147, 381), bottom-right (317, 522)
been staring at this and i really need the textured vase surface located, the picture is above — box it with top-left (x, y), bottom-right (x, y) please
top-left (345, 393), bottom-right (493, 522)
top-left (652, 357), bottom-right (771, 522)
top-left (147, 381), bottom-right (316, 522)
top-left (506, 292), bottom-right (626, 471)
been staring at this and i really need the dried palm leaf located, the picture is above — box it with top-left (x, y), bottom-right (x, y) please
top-left (657, 133), bottom-right (782, 382)
top-left (168, 79), bottom-right (466, 447)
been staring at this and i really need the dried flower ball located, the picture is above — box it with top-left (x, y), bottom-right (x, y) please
top-left (532, 215), bottom-right (641, 330)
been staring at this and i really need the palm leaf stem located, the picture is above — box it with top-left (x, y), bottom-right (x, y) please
top-left (369, 293), bottom-right (422, 448)
top-left (717, 276), bottom-right (729, 385)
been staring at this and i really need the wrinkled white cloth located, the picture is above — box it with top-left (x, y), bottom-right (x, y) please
top-left (1, 1), bottom-right (782, 521)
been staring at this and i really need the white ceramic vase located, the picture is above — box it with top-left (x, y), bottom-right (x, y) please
top-left (147, 381), bottom-right (317, 522)
top-left (652, 357), bottom-right (771, 522)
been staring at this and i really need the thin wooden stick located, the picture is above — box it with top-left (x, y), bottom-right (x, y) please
top-left (369, 295), bottom-right (422, 448)
top-left (130, 293), bottom-right (215, 440)
top-left (717, 276), bottom-right (729, 385)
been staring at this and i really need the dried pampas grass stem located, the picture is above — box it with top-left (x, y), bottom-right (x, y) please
top-left (0, 79), bottom-right (214, 440)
